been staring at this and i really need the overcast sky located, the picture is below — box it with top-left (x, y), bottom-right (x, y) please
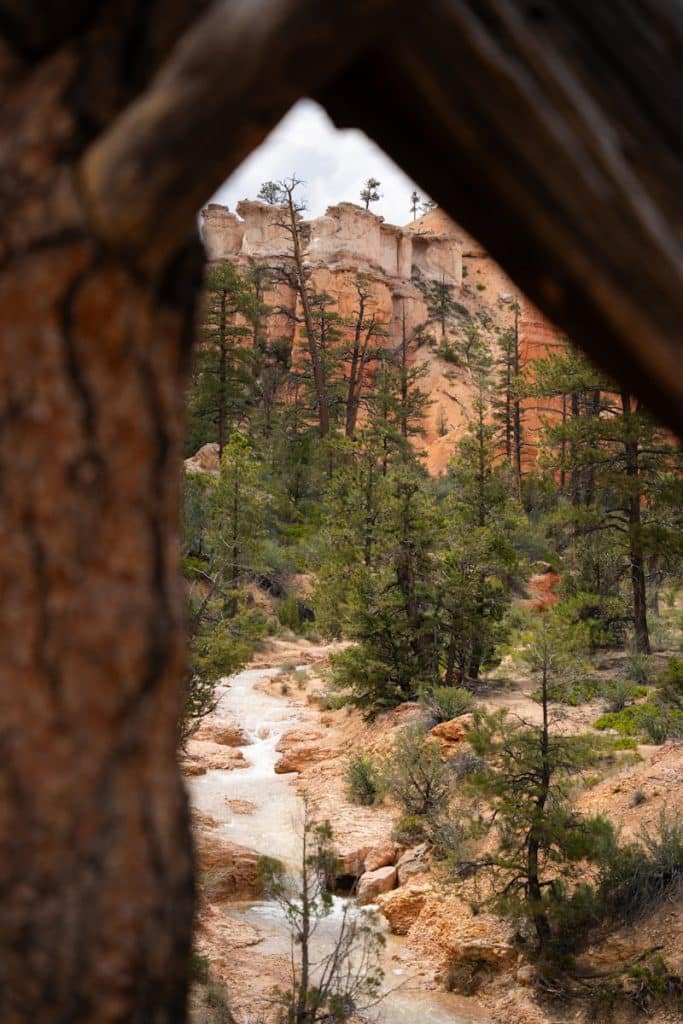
top-left (210, 99), bottom-right (425, 227)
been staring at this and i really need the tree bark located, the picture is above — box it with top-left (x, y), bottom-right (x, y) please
top-left (0, 38), bottom-right (198, 1024)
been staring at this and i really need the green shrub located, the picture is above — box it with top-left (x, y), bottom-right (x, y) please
top-left (428, 685), bottom-right (474, 722)
top-left (313, 690), bottom-right (351, 712)
top-left (382, 725), bottom-right (453, 817)
top-left (345, 755), bottom-right (382, 806)
top-left (627, 956), bottom-right (683, 1013)
top-left (277, 592), bottom-right (302, 631)
top-left (475, 282), bottom-right (485, 291)
top-left (602, 679), bottom-right (647, 713)
top-left (593, 702), bottom-right (683, 743)
top-left (450, 749), bottom-right (487, 780)
top-left (204, 982), bottom-right (233, 1022)
top-left (189, 951), bottom-right (211, 984)
top-left (538, 677), bottom-right (601, 706)
top-left (624, 653), bottom-right (652, 685)
top-left (598, 814), bottom-right (683, 923)
top-left (391, 814), bottom-right (427, 845)
top-left (656, 657), bottom-right (683, 709)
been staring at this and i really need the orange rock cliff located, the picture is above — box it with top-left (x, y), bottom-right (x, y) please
top-left (201, 200), bottom-right (561, 475)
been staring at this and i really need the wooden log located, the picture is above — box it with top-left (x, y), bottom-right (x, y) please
top-left (319, 0), bottom-right (683, 434)
top-left (80, 0), bottom-right (396, 276)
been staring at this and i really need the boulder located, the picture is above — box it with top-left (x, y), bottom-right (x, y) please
top-left (185, 740), bottom-right (248, 772)
top-left (275, 727), bottom-right (324, 750)
top-left (364, 841), bottom-right (399, 873)
top-left (274, 744), bottom-right (321, 774)
top-left (340, 846), bottom-right (371, 877)
top-left (197, 720), bottom-right (250, 747)
top-left (376, 883), bottom-right (429, 934)
top-left (195, 833), bottom-right (262, 901)
top-left (185, 442), bottom-right (220, 475)
top-left (356, 865), bottom-right (397, 905)
top-left (396, 842), bottom-right (430, 884)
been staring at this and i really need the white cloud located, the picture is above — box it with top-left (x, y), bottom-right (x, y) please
top-left (209, 99), bottom-right (427, 227)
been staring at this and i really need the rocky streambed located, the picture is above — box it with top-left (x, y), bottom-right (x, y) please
top-left (186, 646), bottom-right (491, 1024)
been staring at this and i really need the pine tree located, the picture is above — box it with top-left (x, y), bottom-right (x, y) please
top-left (188, 262), bottom-right (259, 456)
top-left (342, 274), bottom-right (387, 438)
top-left (492, 302), bottom-right (525, 496)
top-left (438, 351), bottom-right (523, 683)
top-left (360, 177), bottom-right (381, 210)
top-left (527, 342), bottom-right (682, 653)
top-left (462, 609), bottom-right (614, 954)
top-left (329, 458), bottom-right (441, 715)
top-left (409, 190), bottom-right (421, 220)
top-left (260, 176), bottom-right (333, 438)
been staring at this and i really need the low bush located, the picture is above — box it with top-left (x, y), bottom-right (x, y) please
top-left (624, 653), bottom-right (652, 685)
top-left (189, 951), bottom-right (211, 984)
top-left (533, 677), bottom-right (600, 706)
top-left (391, 814), bottom-right (427, 845)
top-left (626, 955), bottom-right (683, 1014)
top-left (277, 592), bottom-right (302, 631)
top-left (602, 679), bottom-right (647, 713)
top-left (428, 685), bottom-right (474, 722)
top-left (598, 814), bottom-right (683, 924)
top-left (382, 725), bottom-right (454, 817)
top-left (656, 657), bottom-right (683, 709)
top-left (204, 982), bottom-right (234, 1023)
top-left (313, 689), bottom-right (351, 712)
top-left (345, 755), bottom-right (382, 806)
top-left (593, 702), bottom-right (683, 743)
top-left (450, 749), bottom-right (487, 780)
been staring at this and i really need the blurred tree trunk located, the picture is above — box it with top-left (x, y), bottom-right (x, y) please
top-left (0, 32), bottom-right (199, 1022)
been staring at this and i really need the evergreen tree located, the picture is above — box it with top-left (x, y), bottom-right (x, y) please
top-left (492, 301), bottom-right (525, 496)
top-left (342, 274), bottom-right (387, 438)
top-left (187, 262), bottom-right (259, 456)
top-left (209, 432), bottom-right (267, 590)
top-left (360, 177), bottom-right (381, 210)
top-left (461, 610), bottom-right (614, 954)
top-left (409, 190), bottom-right (421, 220)
top-left (257, 180), bottom-right (283, 204)
top-left (438, 351), bottom-right (523, 683)
top-left (527, 342), bottom-right (682, 653)
top-left (329, 458), bottom-right (441, 715)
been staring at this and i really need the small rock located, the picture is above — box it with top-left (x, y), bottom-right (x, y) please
top-left (356, 865), bottom-right (398, 905)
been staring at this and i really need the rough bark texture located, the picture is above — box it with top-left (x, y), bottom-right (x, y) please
top-left (0, 22), bottom-right (200, 1024)
top-left (1, 1), bottom-right (682, 1020)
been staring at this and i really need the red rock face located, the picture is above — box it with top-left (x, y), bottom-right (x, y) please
top-left (201, 201), bottom-right (564, 475)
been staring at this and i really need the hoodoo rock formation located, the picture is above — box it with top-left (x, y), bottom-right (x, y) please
top-left (201, 200), bottom-right (560, 474)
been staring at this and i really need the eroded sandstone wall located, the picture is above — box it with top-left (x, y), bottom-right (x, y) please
top-left (201, 200), bottom-right (559, 473)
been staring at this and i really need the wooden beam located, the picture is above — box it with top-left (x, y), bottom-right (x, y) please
top-left (320, 0), bottom-right (683, 435)
top-left (80, 0), bottom-right (398, 276)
